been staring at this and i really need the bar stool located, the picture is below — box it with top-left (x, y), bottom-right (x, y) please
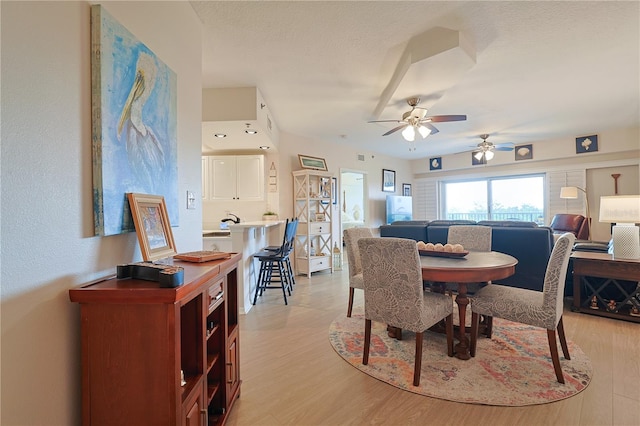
top-left (253, 219), bottom-right (297, 305)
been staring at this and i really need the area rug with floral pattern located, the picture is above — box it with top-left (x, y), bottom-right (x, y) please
top-left (329, 313), bottom-right (592, 406)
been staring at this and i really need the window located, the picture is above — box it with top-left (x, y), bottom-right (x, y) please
top-left (442, 174), bottom-right (545, 225)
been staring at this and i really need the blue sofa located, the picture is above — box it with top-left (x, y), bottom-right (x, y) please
top-left (379, 220), bottom-right (555, 292)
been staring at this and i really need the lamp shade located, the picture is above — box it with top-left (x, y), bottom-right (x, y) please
top-left (417, 125), bottom-right (431, 139)
top-left (599, 195), bottom-right (640, 259)
top-left (401, 125), bottom-right (415, 142)
top-left (560, 186), bottom-right (579, 199)
top-left (599, 195), bottom-right (640, 223)
top-left (484, 150), bottom-right (494, 160)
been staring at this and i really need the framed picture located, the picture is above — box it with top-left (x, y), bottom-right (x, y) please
top-left (515, 144), bottom-right (533, 161)
top-left (576, 135), bottom-right (598, 153)
top-left (127, 193), bottom-right (177, 262)
top-left (315, 213), bottom-right (326, 222)
top-left (382, 169), bottom-right (396, 192)
top-left (332, 177), bottom-right (338, 205)
top-left (429, 157), bottom-right (442, 171)
top-left (298, 154), bottom-right (328, 171)
top-left (402, 183), bottom-right (412, 196)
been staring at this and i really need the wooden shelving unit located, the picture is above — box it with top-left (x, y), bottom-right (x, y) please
top-left (69, 254), bottom-right (242, 426)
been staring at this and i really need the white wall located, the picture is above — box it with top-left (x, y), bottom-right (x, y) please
top-left (0, 2), bottom-right (202, 424)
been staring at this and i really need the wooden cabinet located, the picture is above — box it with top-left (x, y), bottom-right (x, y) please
top-left (206, 155), bottom-right (264, 201)
top-left (69, 254), bottom-right (242, 426)
top-left (292, 170), bottom-right (334, 277)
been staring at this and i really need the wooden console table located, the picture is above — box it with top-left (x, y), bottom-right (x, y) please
top-left (69, 253), bottom-right (242, 426)
top-left (571, 251), bottom-right (640, 323)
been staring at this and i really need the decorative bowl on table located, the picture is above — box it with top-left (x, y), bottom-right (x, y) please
top-left (418, 249), bottom-right (469, 258)
top-left (416, 241), bottom-right (468, 258)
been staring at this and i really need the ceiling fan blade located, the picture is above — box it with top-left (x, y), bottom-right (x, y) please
top-left (424, 114), bottom-right (467, 123)
top-left (421, 122), bottom-right (439, 135)
top-left (382, 124), bottom-right (408, 136)
top-left (368, 119), bottom-right (402, 123)
top-left (494, 143), bottom-right (515, 151)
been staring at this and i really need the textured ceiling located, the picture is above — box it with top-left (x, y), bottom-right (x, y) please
top-left (192, 1), bottom-right (640, 159)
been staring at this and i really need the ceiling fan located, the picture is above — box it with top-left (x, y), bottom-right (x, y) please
top-left (369, 97), bottom-right (467, 144)
top-left (471, 134), bottom-right (514, 162)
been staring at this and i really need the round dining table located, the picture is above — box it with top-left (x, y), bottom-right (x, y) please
top-left (420, 251), bottom-right (518, 360)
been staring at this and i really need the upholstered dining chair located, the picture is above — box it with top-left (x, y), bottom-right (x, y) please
top-left (447, 225), bottom-right (492, 252)
top-left (446, 225), bottom-right (492, 301)
top-left (358, 237), bottom-right (454, 386)
top-left (469, 232), bottom-right (576, 384)
top-left (343, 227), bottom-right (374, 317)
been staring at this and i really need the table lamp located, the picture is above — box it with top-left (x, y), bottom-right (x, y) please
top-left (599, 195), bottom-right (640, 259)
top-left (560, 186), bottom-right (591, 240)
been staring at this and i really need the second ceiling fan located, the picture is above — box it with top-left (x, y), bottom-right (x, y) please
top-left (369, 97), bottom-right (467, 142)
top-left (471, 134), bottom-right (514, 162)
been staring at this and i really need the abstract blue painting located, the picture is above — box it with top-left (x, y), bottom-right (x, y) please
top-left (91, 5), bottom-right (178, 236)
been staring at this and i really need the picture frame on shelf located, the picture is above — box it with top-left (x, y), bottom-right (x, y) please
top-left (315, 213), bottom-right (326, 222)
top-left (576, 135), bottom-right (598, 154)
top-left (515, 144), bottom-right (533, 161)
top-left (320, 177), bottom-right (331, 204)
top-left (382, 169), bottom-right (396, 192)
top-left (298, 154), bottom-right (328, 171)
top-left (127, 193), bottom-right (177, 262)
top-left (402, 183), bottom-right (412, 196)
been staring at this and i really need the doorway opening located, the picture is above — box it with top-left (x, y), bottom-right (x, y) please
top-left (340, 170), bottom-right (367, 244)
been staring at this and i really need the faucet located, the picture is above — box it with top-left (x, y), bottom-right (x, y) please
top-left (221, 213), bottom-right (240, 224)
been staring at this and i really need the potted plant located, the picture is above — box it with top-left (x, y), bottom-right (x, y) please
top-left (262, 211), bottom-right (278, 221)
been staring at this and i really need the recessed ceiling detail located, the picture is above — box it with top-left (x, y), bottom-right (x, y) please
top-left (202, 87), bottom-right (280, 153)
top-left (373, 27), bottom-right (476, 120)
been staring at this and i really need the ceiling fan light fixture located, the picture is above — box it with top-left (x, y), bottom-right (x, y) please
top-left (485, 150), bottom-right (494, 160)
top-left (417, 125), bottom-right (431, 139)
top-left (474, 151), bottom-right (484, 161)
top-left (401, 125), bottom-right (416, 142)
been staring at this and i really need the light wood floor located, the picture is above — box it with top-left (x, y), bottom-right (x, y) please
top-left (226, 266), bottom-right (640, 426)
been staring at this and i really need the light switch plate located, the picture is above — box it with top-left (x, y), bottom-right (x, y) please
top-left (186, 191), bottom-right (196, 209)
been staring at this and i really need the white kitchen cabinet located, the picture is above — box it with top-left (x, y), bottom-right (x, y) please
top-left (292, 170), bottom-right (334, 277)
top-left (206, 155), bottom-right (264, 201)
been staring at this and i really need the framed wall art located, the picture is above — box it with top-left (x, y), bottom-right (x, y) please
top-left (576, 135), bottom-right (598, 154)
top-left (402, 183), bottom-right (412, 196)
top-left (515, 144), bottom-right (533, 161)
top-left (127, 193), bottom-right (177, 262)
top-left (382, 169), bottom-right (396, 192)
top-left (429, 157), bottom-right (442, 170)
top-left (298, 154), bottom-right (328, 171)
top-left (91, 5), bottom-right (178, 236)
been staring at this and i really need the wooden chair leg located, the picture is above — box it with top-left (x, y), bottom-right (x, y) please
top-left (414, 331), bottom-right (424, 386)
top-left (446, 314), bottom-right (454, 357)
top-left (363, 319), bottom-right (371, 365)
top-left (557, 316), bottom-right (571, 360)
top-left (347, 287), bottom-right (355, 317)
top-left (484, 316), bottom-right (493, 338)
top-left (470, 312), bottom-right (479, 357)
top-left (547, 329), bottom-right (565, 384)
